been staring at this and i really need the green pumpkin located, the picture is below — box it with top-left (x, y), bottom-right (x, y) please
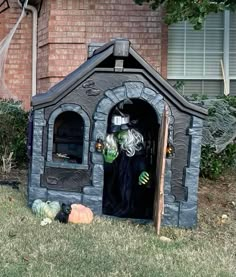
top-left (43, 201), bottom-right (61, 219)
top-left (32, 199), bottom-right (60, 219)
top-left (32, 199), bottom-right (44, 216)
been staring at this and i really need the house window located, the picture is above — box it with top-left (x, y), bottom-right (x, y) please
top-left (53, 111), bottom-right (84, 164)
top-left (168, 11), bottom-right (236, 96)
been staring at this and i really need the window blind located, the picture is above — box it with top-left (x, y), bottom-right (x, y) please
top-left (168, 13), bottom-right (224, 79)
top-left (230, 11), bottom-right (236, 77)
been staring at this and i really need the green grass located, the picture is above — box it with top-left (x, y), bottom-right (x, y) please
top-left (0, 185), bottom-right (235, 277)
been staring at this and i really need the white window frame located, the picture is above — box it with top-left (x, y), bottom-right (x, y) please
top-left (168, 11), bottom-right (236, 96)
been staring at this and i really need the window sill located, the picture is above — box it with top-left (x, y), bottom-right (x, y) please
top-left (46, 161), bottom-right (88, 170)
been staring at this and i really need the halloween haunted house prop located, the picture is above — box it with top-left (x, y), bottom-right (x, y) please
top-left (28, 39), bottom-right (207, 228)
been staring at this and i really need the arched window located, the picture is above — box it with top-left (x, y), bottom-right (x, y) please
top-left (53, 111), bottom-right (84, 164)
top-left (47, 104), bottom-right (90, 169)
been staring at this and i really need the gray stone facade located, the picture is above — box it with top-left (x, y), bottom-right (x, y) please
top-left (28, 81), bottom-right (204, 228)
top-left (29, 39), bottom-right (206, 228)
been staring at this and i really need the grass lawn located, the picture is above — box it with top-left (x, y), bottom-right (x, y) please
top-left (0, 169), bottom-right (235, 277)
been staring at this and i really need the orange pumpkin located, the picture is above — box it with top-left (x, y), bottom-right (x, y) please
top-left (68, 204), bottom-right (93, 224)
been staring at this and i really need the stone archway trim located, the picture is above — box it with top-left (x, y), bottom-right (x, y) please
top-left (83, 81), bottom-right (174, 214)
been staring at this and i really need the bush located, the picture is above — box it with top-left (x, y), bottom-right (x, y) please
top-left (0, 99), bottom-right (29, 168)
top-left (200, 143), bottom-right (236, 179)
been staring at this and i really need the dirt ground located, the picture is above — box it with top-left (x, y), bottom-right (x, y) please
top-left (198, 170), bottom-right (236, 235)
top-left (0, 168), bottom-right (236, 231)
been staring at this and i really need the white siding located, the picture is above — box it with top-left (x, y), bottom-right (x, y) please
top-left (168, 11), bottom-right (235, 96)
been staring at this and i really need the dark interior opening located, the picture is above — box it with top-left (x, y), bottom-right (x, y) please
top-left (97, 55), bottom-right (143, 69)
top-left (102, 99), bottom-right (159, 219)
top-left (53, 111), bottom-right (84, 164)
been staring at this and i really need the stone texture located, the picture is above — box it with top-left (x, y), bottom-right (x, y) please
top-left (178, 202), bottom-right (198, 228)
top-left (31, 156), bottom-right (44, 174)
top-left (83, 186), bottom-right (103, 196)
top-left (164, 159), bottom-right (172, 193)
top-left (30, 173), bottom-right (42, 186)
top-left (28, 187), bottom-right (47, 205)
top-left (92, 153), bottom-right (104, 165)
top-left (90, 141), bottom-right (96, 153)
top-left (34, 109), bottom-right (44, 119)
top-left (82, 194), bottom-right (102, 214)
top-left (47, 190), bottom-right (82, 204)
top-left (46, 161), bottom-right (88, 170)
top-left (48, 108), bottom-right (62, 124)
top-left (192, 116), bottom-right (203, 128)
top-left (188, 128), bottom-right (203, 136)
top-left (155, 99), bottom-right (165, 116)
top-left (141, 87), bottom-right (157, 102)
top-left (92, 164), bottom-right (104, 187)
top-left (188, 136), bottom-right (203, 168)
top-left (162, 203), bottom-right (180, 226)
top-left (105, 89), bottom-right (120, 104)
top-left (32, 127), bottom-right (43, 155)
top-left (34, 117), bottom-right (46, 126)
top-left (93, 112), bottom-right (107, 121)
top-left (84, 126), bottom-right (90, 141)
top-left (82, 112), bottom-right (91, 128)
top-left (184, 167), bottom-right (200, 203)
top-left (92, 120), bottom-right (107, 141)
top-left (96, 97), bottom-right (114, 115)
top-left (151, 93), bottom-right (163, 106)
top-left (125, 81), bottom-right (144, 98)
top-left (113, 86), bottom-right (126, 101)
top-left (61, 103), bottom-right (81, 112)
top-left (83, 142), bottom-right (89, 165)
top-left (113, 39), bottom-right (130, 57)
top-left (164, 193), bottom-right (176, 204)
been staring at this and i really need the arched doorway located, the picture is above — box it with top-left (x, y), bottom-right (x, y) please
top-left (102, 99), bottom-right (160, 219)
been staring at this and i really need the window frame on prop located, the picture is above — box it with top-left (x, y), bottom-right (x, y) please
top-left (46, 104), bottom-right (90, 170)
top-left (167, 11), bottom-right (236, 97)
top-left (52, 111), bottom-right (85, 165)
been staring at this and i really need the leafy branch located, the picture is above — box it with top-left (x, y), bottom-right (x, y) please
top-left (134, 0), bottom-right (236, 29)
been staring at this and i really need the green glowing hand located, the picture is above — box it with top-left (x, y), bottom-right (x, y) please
top-left (139, 171), bottom-right (149, 185)
top-left (103, 147), bottom-right (118, 163)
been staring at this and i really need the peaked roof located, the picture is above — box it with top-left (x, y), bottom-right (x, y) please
top-left (32, 39), bottom-right (207, 119)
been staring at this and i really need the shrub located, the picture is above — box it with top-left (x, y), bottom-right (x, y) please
top-left (200, 143), bottom-right (236, 180)
top-left (0, 99), bottom-right (28, 168)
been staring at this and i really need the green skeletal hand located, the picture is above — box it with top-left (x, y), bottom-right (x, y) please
top-left (139, 171), bottom-right (150, 185)
top-left (103, 147), bottom-right (118, 163)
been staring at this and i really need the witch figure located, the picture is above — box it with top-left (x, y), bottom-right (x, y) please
top-left (102, 112), bottom-right (154, 219)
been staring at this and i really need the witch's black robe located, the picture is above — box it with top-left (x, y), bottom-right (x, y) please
top-left (103, 149), bottom-right (154, 219)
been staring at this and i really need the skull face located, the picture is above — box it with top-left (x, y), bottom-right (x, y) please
top-left (116, 130), bottom-right (128, 145)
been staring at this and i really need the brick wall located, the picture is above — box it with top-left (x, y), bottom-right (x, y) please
top-left (38, 0), bottom-right (167, 93)
top-left (1, 0), bottom-right (168, 109)
top-left (0, 0), bottom-right (32, 110)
